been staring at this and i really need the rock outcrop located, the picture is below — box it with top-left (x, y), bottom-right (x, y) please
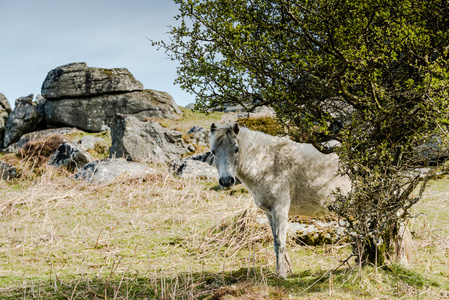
top-left (3, 94), bottom-right (46, 147)
top-left (73, 159), bottom-right (153, 184)
top-left (44, 90), bottom-right (181, 132)
top-left (42, 63), bottom-right (182, 132)
top-left (41, 62), bottom-right (143, 99)
top-left (110, 114), bottom-right (190, 163)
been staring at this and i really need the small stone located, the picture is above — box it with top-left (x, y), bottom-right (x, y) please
top-left (0, 161), bottom-right (18, 180)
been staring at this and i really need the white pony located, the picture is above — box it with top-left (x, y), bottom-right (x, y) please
top-left (209, 123), bottom-right (351, 278)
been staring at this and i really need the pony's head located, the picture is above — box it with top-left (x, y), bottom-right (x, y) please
top-left (209, 123), bottom-right (240, 189)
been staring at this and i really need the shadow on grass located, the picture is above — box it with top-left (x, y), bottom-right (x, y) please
top-left (0, 267), bottom-right (347, 300)
top-left (385, 264), bottom-right (447, 289)
top-left (0, 265), bottom-right (446, 299)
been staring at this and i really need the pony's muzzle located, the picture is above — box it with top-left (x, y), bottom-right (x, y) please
top-left (219, 176), bottom-right (235, 189)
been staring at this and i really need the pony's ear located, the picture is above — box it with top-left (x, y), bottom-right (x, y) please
top-left (233, 123), bottom-right (240, 135)
top-left (210, 123), bottom-right (217, 133)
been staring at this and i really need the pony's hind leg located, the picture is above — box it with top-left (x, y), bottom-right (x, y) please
top-left (267, 207), bottom-right (292, 279)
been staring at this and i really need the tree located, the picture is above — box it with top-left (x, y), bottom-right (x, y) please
top-left (155, 0), bottom-right (449, 266)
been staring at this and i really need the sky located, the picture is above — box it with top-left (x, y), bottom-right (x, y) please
top-left (0, 0), bottom-right (195, 108)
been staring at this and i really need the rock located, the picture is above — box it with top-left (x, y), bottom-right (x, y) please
top-left (171, 152), bottom-right (217, 180)
top-left (35, 94), bottom-right (47, 125)
top-left (185, 103), bottom-right (195, 110)
top-left (0, 132), bottom-right (4, 150)
top-left (187, 126), bottom-right (209, 146)
top-left (1, 143), bottom-right (19, 154)
top-left (73, 159), bottom-right (153, 184)
top-left (76, 135), bottom-right (109, 153)
top-left (0, 93), bottom-right (12, 148)
top-left (77, 134), bottom-right (109, 155)
top-left (41, 62), bottom-right (144, 99)
top-left (49, 141), bottom-right (94, 171)
top-left (41, 62), bottom-right (182, 132)
top-left (174, 159), bottom-right (218, 180)
top-left (3, 94), bottom-right (45, 147)
top-left (224, 104), bottom-right (245, 113)
top-left (0, 93), bottom-right (11, 114)
top-left (320, 139), bottom-right (342, 152)
top-left (406, 167), bottom-right (435, 179)
top-left (288, 218), bottom-right (348, 246)
top-left (257, 215), bottom-right (348, 246)
top-left (77, 135), bottom-right (97, 151)
top-left (44, 89), bottom-right (182, 132)
top-left (235, 106), bottom-right (276, 119)
top-left (110, 114), bottom-right (190, 163)
top-left (415, 134), bottom-right (449, 162)
top-left (0, 161), bottom-right (18, 180)
top-left (188, 151), bottom-right (215, 165)
top-left (0, 93), bottom-right (11, 126)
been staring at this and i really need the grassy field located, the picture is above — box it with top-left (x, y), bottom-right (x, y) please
top-left (0, 111), bottom-right (448, 299)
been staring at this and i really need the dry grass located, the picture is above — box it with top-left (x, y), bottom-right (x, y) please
top-left (0, 134), bottom-right (65, 180)
top-left (0, 163), bottom-right (263, 298)
top-left (19, 134), bottom-right (65, 160)
top-left (1, 163), bottom-right (448, 299)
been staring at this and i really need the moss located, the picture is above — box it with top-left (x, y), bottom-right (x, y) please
top-left (237, 116), bottom-right (283, 136)
top-left (98, 68), bottom-right (119, 77)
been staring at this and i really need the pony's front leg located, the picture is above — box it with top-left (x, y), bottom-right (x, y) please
top-left (267, 206), bottom-right (292, 278)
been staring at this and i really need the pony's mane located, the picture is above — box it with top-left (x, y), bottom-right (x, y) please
top-left (210, 124), bottom-right (239, 149)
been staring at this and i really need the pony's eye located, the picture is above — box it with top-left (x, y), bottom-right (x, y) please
top-left (234, 147), bottom-right (239, 154)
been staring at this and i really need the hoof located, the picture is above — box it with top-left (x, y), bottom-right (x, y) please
top-left (277, 268), bottom-right (292, 279)
top-left (276, 263), bottom-right (293, 279)
top-left (276, 253), bottom-right (293, 279)
top-left (278, 271), bottom-right (288, 279)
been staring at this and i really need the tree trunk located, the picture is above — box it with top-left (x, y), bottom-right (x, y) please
top-left (360, 222), bottom-right (412, 266)
top-left (360, 221), bottom-right (395, 266)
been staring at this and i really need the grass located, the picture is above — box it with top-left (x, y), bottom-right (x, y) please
top-left (1, 165), bottom-right (448, 299)
top-left (0, 110), bottom-right (448, 299)
top-left (154, 107), bottom-right (224, 134)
